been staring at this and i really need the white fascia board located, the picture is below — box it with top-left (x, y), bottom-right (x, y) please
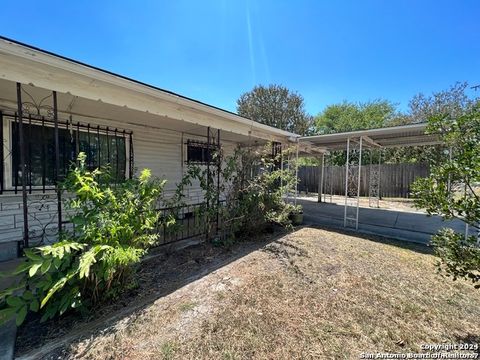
top-left (299, 123), bottom-right (429, 143)
top-left (0, 38), bottom-right (298, 143)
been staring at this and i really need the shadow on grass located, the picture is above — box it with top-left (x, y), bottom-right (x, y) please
top-left (15, 229), bottom-right (287, 359)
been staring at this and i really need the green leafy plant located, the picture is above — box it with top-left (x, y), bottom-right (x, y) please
top-left (430, 228), bottom-right (480, 286)
top-left (288, 204), bottom-right (303, 215)
top-left (412, 103), bottom-right (480, 288)
top-left (0, 153), bottom-right (171, 325)
top-left (175, 142), bottom-right (298, 246)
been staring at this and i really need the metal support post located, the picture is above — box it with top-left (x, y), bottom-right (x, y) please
top-left (53, 91), bottom-right (62, 233)
top-left (356, 137), bottom-right (363, 230)
top-left (206, 127), bottom-right (210, 208)
top-left (344, 138), bottom-right (350, 227)
top-left (216, 129), bottom-right (221, 232)
top-left (318, 152), bottom-right (324, 203)
top-left (280, 145), bottom-right (284, 198)
top-left (368, 148), bottom-right (381, 208)
top-left (327, 155), bottom-right (333, 203)
top-left (344, 136), bottom-right (363, 229)
top-left (294, 142), bottom-right (299, 206)
top-left (16, 83), bottom-right (29, 250)
top-left (378, 150), bottom-right (382, 201)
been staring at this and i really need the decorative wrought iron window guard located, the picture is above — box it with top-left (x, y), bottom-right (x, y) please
top-left (185, 139), bottom-right (218, 165)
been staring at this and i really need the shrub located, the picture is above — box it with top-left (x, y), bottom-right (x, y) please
top-left (431, 228), bottom-right (480, 287)
top-left (176, 143), bottom-right (298, 246)
top-left (412, 103), bottom-right (480, 288)
top-left (0, 153), bottom-right (171, 325)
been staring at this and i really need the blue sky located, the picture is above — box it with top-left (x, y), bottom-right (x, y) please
top-left (1, 0), bottom-right (479, 115)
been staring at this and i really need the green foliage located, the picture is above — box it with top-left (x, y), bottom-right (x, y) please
top-left (165, 150), bottom-right (222, 239)
top-left (407, 82), bottom-right (477, 124)
top-left (412, 103), bottom-right (480, 287)
top-left (313, 99), bottom-right (397, 165)
top-left (63, 154), bottom-right (166, 249)
top-left (312, 83), bottom-right (479, 166)
top-left (0, 241), bottom-right (95, 325)
top-left (314, 99), bottom-right (397, 135)
top-left (431, 229), bottom-right (480, 288)
top-left (176, 143), bottom-right (298, 246)
top-left (0, 153), bottom-right (170, 324)
top-left (237, 84), bottom-right (313, 135)
top-left (384, 82), bottom-right (479, 165)
top-left (224, 145), bottom-right (297, 236)
top-left (297, 157), bottom-right (320, 166)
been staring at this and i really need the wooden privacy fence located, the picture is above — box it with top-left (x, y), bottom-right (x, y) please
top-left (298, 163), bottom-right (430, 198)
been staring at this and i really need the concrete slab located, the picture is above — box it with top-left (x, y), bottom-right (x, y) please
top-left (298, 198), bottom-right (469, 245)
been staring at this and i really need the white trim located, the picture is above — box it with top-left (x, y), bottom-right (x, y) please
top-left (0, 38), bottom-right (298, 142)
top-left (300, 123), bottom-right (429, 142)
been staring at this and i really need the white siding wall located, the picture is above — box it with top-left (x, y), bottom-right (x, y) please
top-left (0, 111), bottom-right (240, 256)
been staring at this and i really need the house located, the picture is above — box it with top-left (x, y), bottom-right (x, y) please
top-left (0, 37), bottom-right (298, 261)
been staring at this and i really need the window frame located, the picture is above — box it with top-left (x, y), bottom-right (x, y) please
top-left (185, 139), bottom-right (218, 165)
top-left (2, 114), bottom-right (131, 193)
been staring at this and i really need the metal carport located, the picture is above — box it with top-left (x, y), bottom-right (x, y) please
top-left (298, 123), bottom-right (442, 231)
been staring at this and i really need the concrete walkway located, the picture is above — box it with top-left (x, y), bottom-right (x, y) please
top-left (298, 198), bottom-right (468, 244)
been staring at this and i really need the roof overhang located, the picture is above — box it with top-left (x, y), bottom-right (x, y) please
top-left (300, 123), bottom-right (441, 151)
top-left (0, 36), bottom-right (299, 144)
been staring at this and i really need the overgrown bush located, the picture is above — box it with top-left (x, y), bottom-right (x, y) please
top-left (222, 145), bottom-right (297, 237)
top-left (0, 142), bottom-right (299, 325)
top-left (176, 143), bottom-right (298, 246)
top-left (412, 103), bottom-right (480, 288)
top-left (431, 228), bottom-right (480, 286)
top-left (0, 153), bottom-right (171, 325)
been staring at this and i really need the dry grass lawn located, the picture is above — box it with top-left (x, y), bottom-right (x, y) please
top-left (48, 227), bottom-right (480, 359)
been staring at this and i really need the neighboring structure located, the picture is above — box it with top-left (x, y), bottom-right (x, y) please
top-left (0, 37), bottom-right (298, 261)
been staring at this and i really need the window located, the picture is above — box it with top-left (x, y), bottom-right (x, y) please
top-left (186, 140), bottom-right (216, 165)
top-left (11, 120), bottom-right (127, 188)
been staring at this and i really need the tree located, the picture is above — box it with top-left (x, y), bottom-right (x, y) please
top-left (407, 82), bottom-right (476, 123)
top-left (236, 84), bottom-right (313, 135)
top-left (412, 103), bottom-right (480, 288)
top-left (314, 99), bottom-right (397, 135)
top-left (384, 82), bottom-right (479, 164)
top-left (312, 100), bottom-right (397, 165)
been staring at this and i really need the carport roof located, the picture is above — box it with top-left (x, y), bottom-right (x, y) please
top-left (300, 123), bottom-right (441, 151)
